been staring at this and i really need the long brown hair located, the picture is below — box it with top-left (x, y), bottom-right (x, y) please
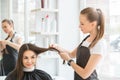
top-left (10, 43), bottom-right (57, 80)
top-left (80, 7), bottom-right (104, 48)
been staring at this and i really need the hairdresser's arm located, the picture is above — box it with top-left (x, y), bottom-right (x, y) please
top-left (71, 54), bottom-right (102, 79)
top-left (69, 48), bottom-right (77, 58)
top-left (62, 53), bottom-right (102, 79)
top-left (57, 48), bottom-right (77, 58)
top-left (1, 37), bottom-right (22, 51)
top-left (0, 41), bottom-right (6, 50)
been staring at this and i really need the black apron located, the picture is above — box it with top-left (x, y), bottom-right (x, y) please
top-left (0, 33), bottom-right (18, 76)
top-left (74, 35), bottom-right (99, 80)
top-left (5, 69), bottom-right (53, 80)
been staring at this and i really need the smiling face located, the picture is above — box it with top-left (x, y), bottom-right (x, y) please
top-left (79, 14), bottom-right (93, 34)
top-left (23, 50), bottom-right (37, 69)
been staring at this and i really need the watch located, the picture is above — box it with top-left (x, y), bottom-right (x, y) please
top-left (67, 59), bottom-right (74, 66)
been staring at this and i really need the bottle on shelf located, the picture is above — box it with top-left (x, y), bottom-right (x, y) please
top-left (50, 18), bottom-right (57, 33)
top-left (46, 14), bottom-right (51, 33)
top-left (41, 14), bottom-right (49, 33)
top-left (41, 18), bottom-right (46, 32)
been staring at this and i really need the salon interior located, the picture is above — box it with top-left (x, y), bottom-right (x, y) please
top-left (0, 0), bottom-right (120, 80)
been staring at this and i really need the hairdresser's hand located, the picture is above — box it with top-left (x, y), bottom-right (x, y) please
top-left (0, 40), bottom-right (7, 50)
top-left (59, 52), bottom-right (71, 61)
top-left (49, 44), bottom-right (66, 53)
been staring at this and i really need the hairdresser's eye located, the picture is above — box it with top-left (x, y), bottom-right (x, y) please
top-left (80, 22), bottom-right (84, 25)
top-left (80, 23), bottom-right (84, 25)
top-left (2, 26), bottom-right (7, 29)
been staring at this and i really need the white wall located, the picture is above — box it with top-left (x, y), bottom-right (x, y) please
top-left (0, 0), bottom-right (10, 39)
top-left (0, 0), bottom-right (1, 21)
top-left (58, 0), bottom-right (80, 80)
top-left (59, 0), bottom-right (80, 49)
top-left (0, 0), bottom-right (1, 39)
top-left (1, 0), bottom-right (10, 20)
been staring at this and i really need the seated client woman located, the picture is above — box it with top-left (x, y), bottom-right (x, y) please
top-left (5, 43), bottom-right (56, 80)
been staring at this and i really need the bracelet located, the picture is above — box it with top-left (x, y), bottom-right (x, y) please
top-left (67, 59), bottom-right (74, 66)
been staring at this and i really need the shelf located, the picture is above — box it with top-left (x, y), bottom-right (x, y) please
top-left (31, 8), bottom-right (59, 13)
top-left (30, 0), bottom-right (60, 77)
top-left (31, 31), bottom-right (59, 36)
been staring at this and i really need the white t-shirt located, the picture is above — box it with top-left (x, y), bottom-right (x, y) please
top-left (12, 33), bottom-right (23, 44)
top-left (7, 33), bottom-right (23, 44)
top-left (81, 39), bottom-right (107, 56)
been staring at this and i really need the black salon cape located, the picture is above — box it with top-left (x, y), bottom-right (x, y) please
top-left (5, 69), bottom-right (53, 80)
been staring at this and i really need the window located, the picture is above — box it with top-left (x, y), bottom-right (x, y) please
top-left (12, 0), bottom-right (25, 38)
top-left (109, 0), bottom-right (120, 77)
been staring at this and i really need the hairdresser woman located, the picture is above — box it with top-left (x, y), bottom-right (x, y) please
top-left (0, 19), bottom-right (23, 76)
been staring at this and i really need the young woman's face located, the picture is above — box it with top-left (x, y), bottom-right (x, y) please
top-left (2, 22), bottom-right (13, 34)
top-left (79, 14), bottom-right (93, 34)
top-left (23, 50), bottom-right (37, 69)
